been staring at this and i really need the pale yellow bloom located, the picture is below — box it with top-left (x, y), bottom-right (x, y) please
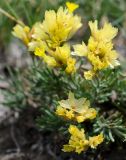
top-left (62, 125), bottom-right (104, 154)
top-left (73, 42), bottom-right (88, 56)
top-left (87, 37), bottom-right (119, 70)
top-left (32, 7), bottom-right (82, 49)
top-left (34, 47), bottom-right (45, 57)
top-left (65, 57), bottom-right (76, 74)
top-left (35, 47), bottom-right (57, 67)
top-left (51, 44), bottom-right (70, 65)
top-left (76, 108), bottom-right (97, 123)
top-left (55, 106), bottom-right (66, 116)
top-left (34, 44), bottom-right (76, 73)
top-left (84, 70), bottom-right (95, 80)
top-left (12, 24), bottom-right (31, 45)
top-left (12, 6), bottom-right (81, 73)
top-left (56, 106), bottom-right (74, 120)
top-left (52, 44), bottom-right (76, 73)
top-left (66, 2), bottom-right (79, 13)
top-left (62, 125), bottom-right (89, 154)
top-left (31, 22), bottom-right (44, 40)
top-left (89, 20), bottom-right (118, 42)
top-left (42, 55), bottom-right (57, 67)
top-left (89, 133), bottom-right (104, 149)
top-left (28, 40), bottom-right (47, 52)
top-left (73, 20), bottom-right (119, 79)
top-left (56, 92), bottom-right (97, 122)
top-left (66, 110), bottom-right (74, 119)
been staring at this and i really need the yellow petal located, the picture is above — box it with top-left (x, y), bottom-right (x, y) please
top-left (89, 133), bottom-right (104, 149)
top-left (73, 42), bottom-right (88, 57)
top-left (55, 106), bottom-right (66, 116)
top-left (34, 47), bottom-right (45, 57)
top-left (76, 115), bottom-right (85, 123)
top-left (66, 2), bottom-right (79, 13)
top-left (84, 70), bottom-right (95, 80)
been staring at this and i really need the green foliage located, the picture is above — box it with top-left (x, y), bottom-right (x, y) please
top-left (2, 61), bottom-right (126, 147)
top-left (93, 113), bottom-right (126, 142)
top-left (36, 107), bottom-right (68, 133)
top-left (2, 68), bottom-right (28, 109)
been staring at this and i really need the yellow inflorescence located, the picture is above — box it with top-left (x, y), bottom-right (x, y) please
top-left (63, 125), bottom-right (89, 154)
top-left (73, 20), bottom-right (120, 79)
top-left (89, 133), bottom-right (104, 149)
top-left (56, 92), bottom-right (103, 154)
top-left (11, 3), bottom-right (109, 155)
top-left (12, 2), bottom-right (119, 78)
top-left (12, 3), bottom-right (82, 74)
top-left (12, 24), bottom-right (31, 45)
top-left (66, 2), bottom-right (79, 13)
top-left (63, 125), bottom-right (104, 154)
top-left (32, 6), bottom-right (82, 49)
top-left (55, 92), bottom-right (97, 123)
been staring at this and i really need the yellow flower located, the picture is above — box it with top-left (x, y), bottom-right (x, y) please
top-left (56, 106), bottom-right (74, 120)
top-left (65, 57), bottom-right (76, 74)
top-left (66, 2), bottom-right (79, 13)
top-left (89, 20), bottom-right (118, 42)
top-left (76, 108), bottom-right (97, 123)
top-left (12, 24), bottom-right (31, 45)
top-left (87, 21), bottom-right (119, 70)
top-left (62, 124), bottom-right (104, 154)
top-left (34, 44), bottom-right (76, 73)
top-left (62, 125), bottom-right (89, 154)
top-left (55, 106), bottom-right (66, 116)
top-left (28, 40), bottom-right (47, 52)
top-left (56, 92), bottom-right (97, 122)
top-left (62, 125), bottom-right (104, 154)
top-left (87, 37), bottom-right (119, 70)
top-left (32, 7), bottom-right (82, 49)
top-left (66, 110), bottom-right (74, 119)
top-left (73, 20), bottom-right (120, 79)
top-left (73, 42), bottom-right (88, 56)
top-left (12, 5), bottom-right (81, 73)
top-left (42, 55), bottom-right (57, 67)
top-left (52, 44), bottom-right (76, 73)
top-left (34, 47), bottom-right (45, 57)
top-left (89, 133), bottom-right (104, 149)
top-left (52, 44), bottom-right (71, 65)
top-left (35, 47), bottom-right (57, 67)
top-left (84, 70), bottom-right (95, 80)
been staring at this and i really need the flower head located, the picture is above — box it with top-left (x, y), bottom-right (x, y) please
top-left (73, 20), bottom-right (120, 79)
top-left (62, 125), bottom-right (89, 154)
top-left (32, 7), bottom-right (82, 49)
top-left (63, 125), bottom-right (104, 154)
top-left (12, 24), bottom-right (31, 45)
top-left (27, 5), bottom-right (82, 72)
top-left (56, 92), bottom-right (97, 122)
top-left (89, 20), bottom-right (118, 42)
top-left (89, 133), bottom-right (104, 149)
top-left (34, 44), bottom-right (76, 73)
top-left (66, 2), bottom-right (79, 13)
top-left (65, 57), bottom-right (76, 74)
top-left (35, 47), bottom-right (57, 67)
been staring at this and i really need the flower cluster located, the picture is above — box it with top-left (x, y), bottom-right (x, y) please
top-left (56, 92), bottom-right (97, 123)
top-left (12, 2), bottom-right (119, 79)
top-left (74, 20), bottom-right (119, 79)
top-left (12, 2), bottom-right (82, 74)
top-left (63, 125), bottom-right (104, 154)
top-left (11, 1), bottom-right (111, 155)
top-left (56, 92), bottom-right (103, 153)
